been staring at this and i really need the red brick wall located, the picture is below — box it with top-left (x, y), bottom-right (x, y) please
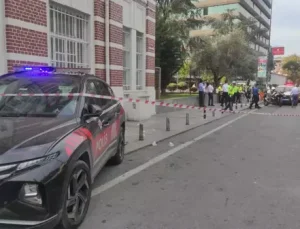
top-left (6, 26), bottom-right (48, 56)
top-left (95, 45), bottom-right (105, 64)
top-left (146, 1), bottom-right (156, 87)
top-left (94, 0), bottom-right (105, 18)
top-left (5, 0), bottom-right (48, 71)
top-left (7, 60), bottom-right (47, 72)
top-left (109, 1), bottom-right (123, 87)
top-left (5, 0), bottom-right (47, 26)
top-left (146, 73), bottom-right (155, 87)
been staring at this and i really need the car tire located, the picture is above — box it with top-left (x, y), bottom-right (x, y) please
top-left (58, 160), bottom-right (91, 229)
top-left (109, 127), bottom-right (125, 165)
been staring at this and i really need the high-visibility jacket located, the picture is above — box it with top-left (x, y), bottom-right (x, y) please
top-left (217, 86), bottom-right (222, 93)
top-left (233, 86), bottom-right (239, 94)
top-left (238, 86), bottom-right (243, 93)
top-left (228, 85), bottom-right (235, 97)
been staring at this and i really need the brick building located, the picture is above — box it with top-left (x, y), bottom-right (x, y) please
top-left (0, 0), bottom-right (156, 120)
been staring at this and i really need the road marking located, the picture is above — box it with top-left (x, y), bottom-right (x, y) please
top-left (91, 110), bottom-right (255, 197)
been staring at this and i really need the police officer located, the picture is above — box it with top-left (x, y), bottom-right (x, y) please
top-left (249, 83), bottom-right (261, 109)
top-left (223, 82), bottom-right (234, 111)
top-left (217, 84), bottom-right (223, 104)
top-left (237, 84), bottom-right (243, 103)
top-left (232, 82), bottom-right (238, 104)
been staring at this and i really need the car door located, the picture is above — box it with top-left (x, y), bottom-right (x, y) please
top-left (83, 80), bottom-right (112, 171)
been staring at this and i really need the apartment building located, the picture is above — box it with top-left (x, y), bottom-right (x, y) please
top-left (0, 0), bottom-right (156, 120)
top-left (190, 0), bottom-right (272, 56)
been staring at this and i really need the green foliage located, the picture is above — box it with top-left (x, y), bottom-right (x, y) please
top-left (156, 0), bottom-right (204, 91)
top-left (178, 61), bottom-right (191, 78)
top-left (282, 60), bottom-right (300, 84)
top-left (166, 82), bottom-right (177, 91)
top-left (190, 29), bottom-right (257, 87)
top-left (177, 81), bottom-right (188, 91)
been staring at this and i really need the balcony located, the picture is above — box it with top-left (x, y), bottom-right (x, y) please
top-left (262, 0), bottom-right (272, 8)
top-left (252, 0), bottom-right (271, 19)
top-left (240, 0), bottom-right (270, 29)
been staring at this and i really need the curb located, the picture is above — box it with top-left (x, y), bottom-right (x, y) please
top-left (125, 104), bottom-right (252, 155)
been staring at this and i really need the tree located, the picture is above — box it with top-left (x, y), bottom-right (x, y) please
top-left (208, 10), bottom-right (268, 44)
top-left (282, 54), bottom-right (300, 76)
top-left (282, 60), bottom-right (300, 84)
top-left (156, 0), bottom-right (204, 93)
top-left (190, 29), bottom-right (257, 87)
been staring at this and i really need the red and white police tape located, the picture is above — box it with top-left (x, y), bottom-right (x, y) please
top-left (1, 92), bottom-right (300, 117)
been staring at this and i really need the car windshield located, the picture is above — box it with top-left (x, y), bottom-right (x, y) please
top-left (275, 86), bottom-right (292, 93)
top-left (0, 73), bottom-right (81, 117)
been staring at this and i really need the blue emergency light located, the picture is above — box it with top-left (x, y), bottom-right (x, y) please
top-left (14, 66), bottom-right (56, 73)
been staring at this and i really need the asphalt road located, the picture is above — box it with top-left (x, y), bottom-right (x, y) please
top-left (80, 105), bottom-right (300, 229)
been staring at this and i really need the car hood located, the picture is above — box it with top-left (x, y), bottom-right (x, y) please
top-left (0, 117), bottom-right (78, 164)
top-left (283, 91), bottom-right (291, 96)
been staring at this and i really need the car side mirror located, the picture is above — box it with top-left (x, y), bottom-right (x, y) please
top-left (82, 104), bottom-right (103, 121)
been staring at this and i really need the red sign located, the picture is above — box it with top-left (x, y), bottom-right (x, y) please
top-left (272, 47), bottom-right (285, 55)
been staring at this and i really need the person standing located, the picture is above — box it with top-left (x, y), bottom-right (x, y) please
top-left (222, 80), bottom-right (229, 107)
top-left (291, 86), bottom-right (299, 107)
top-left (217, 84), bottom-right (223, 104)
top-left (249, 84), bottom-right (261, 109)
top-left (206, 83), bottom-right (214, 106)
top-left (198, 79), bottom-right (205, 107)
top-left (232, 82), bottom-right (238, 104)
top-left (223, 83), bottom-right (234, 111)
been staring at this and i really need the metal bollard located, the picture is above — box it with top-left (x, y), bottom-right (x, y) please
top-left (186, 113), bottom-right (189, 125)
top-left (212, 109), bottom-right (215, 117)
top-left (203, 108), bottom-right (206, 119)
top-left (166, 117), bottom-right (170, 131)
top-left (139, 123), bottom-right (144, 141)
top-left (241, 103), bottom-right (243, 108)
top-left (235, 103), bottom-right (238, 109)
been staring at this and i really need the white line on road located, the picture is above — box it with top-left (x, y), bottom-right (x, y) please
top-left (92, 110), bottom-right (255, 197)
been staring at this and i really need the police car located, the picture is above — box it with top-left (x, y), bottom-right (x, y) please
top-left (0, 66), bottom-right (125, 229)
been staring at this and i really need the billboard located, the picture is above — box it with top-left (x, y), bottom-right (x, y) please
top-left (257, 56), bottom-right (267, 78)
top-left (272, 47), bottom-right (285, 55)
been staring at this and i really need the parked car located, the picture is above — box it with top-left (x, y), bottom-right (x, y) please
top-left (0, 66), bottom-right (125, 229)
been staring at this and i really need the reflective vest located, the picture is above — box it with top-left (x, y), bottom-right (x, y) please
top-left (228, 85), bottom-right (235, 96)
top-left (217, 86), bottom-right (222, 93)
top-left (233, 86), bottom-right (239, 94)
top-left (238, 86), bottom-right (243, 93)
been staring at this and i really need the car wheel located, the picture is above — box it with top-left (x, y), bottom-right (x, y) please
top-left (59, 160), bottom-right (91, 229)
top-left (109, 127), bottom-right (125, 165)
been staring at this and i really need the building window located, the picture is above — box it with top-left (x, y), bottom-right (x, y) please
top-left (136, 32), bottom-right (143, 90)
top-left (123, 27), bottom-right (131, 90)
top-left (203, 7), bottom-right (208, 15)
top-left (50, 4), bottom-right (89, 68)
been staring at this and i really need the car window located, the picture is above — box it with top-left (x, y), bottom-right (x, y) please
top-left (0, 74), bottom-right (80, 117)
top-left (85, 80), bottom-right (112, 109)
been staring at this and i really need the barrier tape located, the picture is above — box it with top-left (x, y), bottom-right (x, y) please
top-left (0, 93), bottom-right (299, 117)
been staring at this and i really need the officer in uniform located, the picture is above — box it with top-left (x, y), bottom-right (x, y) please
top-left (232, 82), bottom-right (238, 104)
top-left (217, 84), bottom-right (223, 104)
top-left (223, 82), bottom-right (234, 111)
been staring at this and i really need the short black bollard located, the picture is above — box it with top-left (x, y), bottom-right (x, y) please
top-left (235, 103), bottom-right (238, 109)
top-left (139, 123), bottom-right (144, 141)
top-left (212, 109), bottom-right (215, 117)
top-left (241, 103), bottom-right (243, 108)
top-left (186, 113), bottom-right (189, 125)
top-left (166, 117), bottom-right (170, 131)
top-left (203, 108), bottom-right (206, 119)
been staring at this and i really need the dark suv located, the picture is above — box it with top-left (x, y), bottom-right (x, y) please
top-left (0, 66), bottom-right (125, 229)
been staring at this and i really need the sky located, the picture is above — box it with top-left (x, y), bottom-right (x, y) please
top-left (271, 0), bottom-right (300, 56)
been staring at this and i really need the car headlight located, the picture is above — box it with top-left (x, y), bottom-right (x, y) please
top-left (17, 152), bottom-right (59, 171)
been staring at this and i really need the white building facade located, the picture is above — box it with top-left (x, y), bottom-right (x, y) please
top-left (0, 0), bottom-right (156, 120)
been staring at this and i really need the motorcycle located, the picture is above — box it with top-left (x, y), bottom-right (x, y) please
top-left (264, 90), bottom-right (283, 106)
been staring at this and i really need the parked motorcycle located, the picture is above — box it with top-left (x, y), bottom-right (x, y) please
top-left (264, 90), bottom-right (283, 106)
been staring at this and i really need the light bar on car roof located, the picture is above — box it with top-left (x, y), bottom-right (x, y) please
top-left (14, 66), bottom-right (56, 73)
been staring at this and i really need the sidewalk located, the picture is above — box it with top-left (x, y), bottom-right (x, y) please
top-left (125, 102), bottom-right (250, 154)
